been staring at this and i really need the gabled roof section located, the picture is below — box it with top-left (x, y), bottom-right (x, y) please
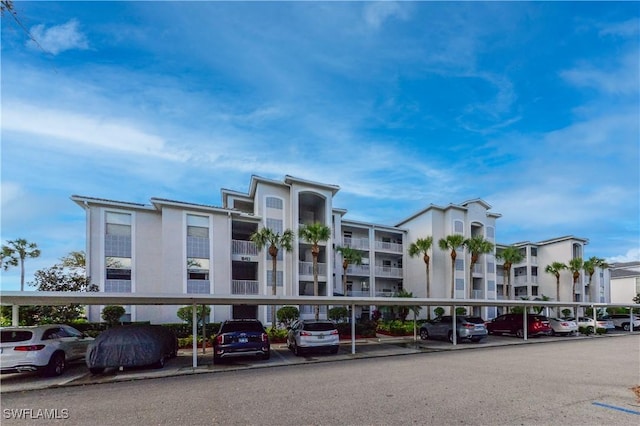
top-left (284, 175), bottom-right (340, 195)
top-left (461, 198), bottom-right (492, 210)
top-left (149, 197), bottom-right (229, 214)
top-left (396, 198), bottom-right (500, 226)
top-left (536, 235), bottom-right (589, 246)
top-left (71, 195), bottom-right (155, 211)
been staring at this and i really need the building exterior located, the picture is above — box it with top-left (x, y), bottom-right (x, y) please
top-left (72, 174), bottom-right (607, 325)
top-left (609, 262), bottom-right (640, 305)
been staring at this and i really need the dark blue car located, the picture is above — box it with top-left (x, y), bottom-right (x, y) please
top-left (213, 320), bottom-right (270, 364)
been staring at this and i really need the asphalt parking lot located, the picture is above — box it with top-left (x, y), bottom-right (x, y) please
top-left (1, 329), bottom-right (637, 394)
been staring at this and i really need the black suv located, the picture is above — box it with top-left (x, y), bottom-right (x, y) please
top-left (213, 320), bottom-right (270, 364)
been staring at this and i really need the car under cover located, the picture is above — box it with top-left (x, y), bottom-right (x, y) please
top-left (86, 325), bottom-right (177, 371)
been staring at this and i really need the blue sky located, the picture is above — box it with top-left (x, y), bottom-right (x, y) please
top-left (1, 1), bottom-right (639, 291)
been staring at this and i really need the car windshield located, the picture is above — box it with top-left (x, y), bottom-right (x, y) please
top-left (221, 321), bottom-right (264, 333)
top-left (1, 330), bottom-right (33, 342)
top-left (302, 322), bottom-right (336, 332)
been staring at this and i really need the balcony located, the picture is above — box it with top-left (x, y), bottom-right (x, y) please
top-left (231, 280), bottom-right (259, 295)
top-left (346, 264), bottom-right (370, 276)
top-left (471, 289), bottom-right (484, 299)
top-left (375, 241), bottom-right (403, 253)
top-left (346, 290), bottom-right (371, 297)
top-left (232, 240), bottom-right (258, 256)
top-left (300, 305), bottom-right (328, 315)
top-left (299, 261), bottom-right (327, 276)
top-left (473, 264), bottom-right (483, 274)
top-left (375, 266), bottom-right (403, 278)
top-left (343, 237), bottom-right (369, 250)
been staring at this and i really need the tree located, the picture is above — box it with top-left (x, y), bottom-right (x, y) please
top-left (276, 306), bottom-right (300, 327)
top-left (408, 236), bottom-right (433, 318)
top-left (28, 254), bottom-right (98, 324)
top-left (328, 307), bottom-right (349, 323)
top-left (567, 257), bottom-right (584, 303)
top-left (102, 306), bottom-right (126, 327)
top-left (176, 305), bottom-right (211, 328)
top-left (438, 234), bottom-right (466, 302)
top-left (250, 227), bottom-right (294, 329)
top-left (464, 235), bottom-right (494, 302)
top-left (2, 238), bottom-right (41, 292)
top-left (545, 262), bottom-right (567, 316)
top-left (583, 256), bottom-right (609, 302)
top-left (496, 246), bottom-right (524, 313)
top-left (336, 246), bottom-right (363, 295)
top-left (298, 222), bottom-right (331, 320)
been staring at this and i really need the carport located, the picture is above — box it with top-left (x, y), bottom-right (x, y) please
top-left (1, 291), bottom-right (638, 367)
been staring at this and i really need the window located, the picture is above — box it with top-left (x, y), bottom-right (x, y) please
top-left (266, 197), bottom-right (283, 209)
top-left (105, 211), bottom-right (132, 292)
top-left (488, 280), bottom-right (496, 291)
top-left (454, 220), bottom-right (464, 234)
top-left (455, 259), bottom-right (464, 271)
top-left (267, 270), bottom-right (284, 287)
top-left (486, 227), bottom-right (495, 239)
top-left (455, 279), bottom-right (465, 290)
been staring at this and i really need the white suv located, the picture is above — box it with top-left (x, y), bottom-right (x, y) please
top-left (1, 325), bottom-right (94, 376)
top-left (602, 314), bottom-right (640, 331)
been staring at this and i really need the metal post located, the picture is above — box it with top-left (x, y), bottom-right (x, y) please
top-left (192, 302), bottom-right (197, 368)
top-left (591, 304), bottom-right (596, 335)
top-left (452, 306), bottom-right (457, 346)
top-left (12, 305), bottom-right (19, 326)
top-left (630, 308), bottom-right (634, 332)
top-left (523, 308), bottom-right (528, 340)
top-left (351, 304), bottom-right (356, 355)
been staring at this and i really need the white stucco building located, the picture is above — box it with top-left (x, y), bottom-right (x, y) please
top-left (72, 174), bottom-right (608, 325)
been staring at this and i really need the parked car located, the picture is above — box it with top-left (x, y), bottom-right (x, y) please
top-left (287, 320), bottom-right (340, 356)
top-left (213, 319), bottom-right (270, 364)
top-left (565, 317), bottom-right (613, 333)
top-left (419, 315), bottom-right (488, 343)
top-left (0, 325), bottom-right (94, 376)
top-left (600, 314), bottom-right (640, 331)
top-left (547, 318), bottom-right (578, 336)
top-left (86, 324), bottom-right (178, 374)
top-left (486, 314), bottom-right (551, 338)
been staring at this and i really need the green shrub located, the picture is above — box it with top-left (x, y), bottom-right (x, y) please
top-left (336, 320), bottom-right (377, 338)
top-left (434, 307), bottom-right (445, 318)
top-left (277, 306), bottom-right (299, 326)
top-left (596, 327), bottom-right (607, 335)
top-left (101, 305), bottom-right (126, 327)
top-left (328, 307), bottom-right (349, 323)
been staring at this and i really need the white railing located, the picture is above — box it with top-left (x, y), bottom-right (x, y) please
top-left (473, 264), bottom-right (484, 274)
top-left (530, 256), bottom-right (537, 265)
top-left (374, 241), bottom-right (403, 253)
top-left (343, 237), bottom-right (369, 250)
top-left (471, 289), bottom-right (484, 299)
top-left (299, 305), bottom-right (327, 315)
top-left (346, 264), bottom-right (370, 275)
top-left (514, 276), bottom-right (528, 285)
top-left (374, 266), bottom-right (403, 278)
top-left (374, 291), bottom-right (397, 297)
top-left (346, 290), bottom-right (371, 297)
top-left (231, 280), bottom-right (259, 295)
top-left (299, 261), bottom-right (327, 276)
top-left (231, 240), bottom-right (258, 256)
top-left (496, 276), bottom-right (504, 285)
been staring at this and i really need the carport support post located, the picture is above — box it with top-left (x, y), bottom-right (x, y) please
top-left (192, 302), bottom-right (198, 368)
top-left (351, 304), bottom-right (356, 355)
top-left (630, 307), bottom-right (634, 332)
top-left (452, 306), bottom-right (457, 346)
top-left (523, 309), bottom-right (528, 340)
top-left (12, 305), bottom-right (19, 326)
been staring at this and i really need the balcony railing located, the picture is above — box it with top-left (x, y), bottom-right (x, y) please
top-left (374, 266), bottom-right (403, 278)
top-left (232, 240), bottom-right (258, 256)
top-left (346, 290), bottom-right (371, 297)
top-left (473, 264), bottom-right (483, 274)
top-left (231, 280), bottom-right (259, 295)
top-left (374, 241), bottom-right (403, 253)
top-left (346, 264), bottom-right (370, 275)
top-left (471, 289), bottom-right (484, 299)
top-left (374, 291), bottom-right (398, 297)
top-left (299, 261), bottom-right (327, 276)
top-left (300, 305), bottom-right (328, 315)
top-left (342, 237), bottom-right (369, 250)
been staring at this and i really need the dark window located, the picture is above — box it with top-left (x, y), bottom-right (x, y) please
top-left (462, 317), bottom-right (485, 324)
top-left (107, 269), bottom-right (131, 280)
top-left (302, 322), bottom-right (336, 332)
top-left (220, 321), bottom-right (265, 333)
top-left (0, 330), bottom-right (33, 342)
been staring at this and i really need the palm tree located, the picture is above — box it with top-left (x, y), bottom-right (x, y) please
top-left (464, 235), bottom-right (494, 300)
top-left (438, 234), bottom-right (466, 302)
top-left (495, 245), bottom-right (524, 312)
top-left (2, 238), bottom-right (41, 292)
top-left (583, 256), bottom-right (609, 303)
top-left (567, 257), bottom-right (584, 302)
top-left (298, 222), bottom-right (331, 320)
top-left (335, 246), bottom-right (362, 295)
top-left (250, 227), bottom-right (294, 329)
top-left (545, 261), bottom-right (567, 316)
top-left (408, 237), bottom-right (433, 319)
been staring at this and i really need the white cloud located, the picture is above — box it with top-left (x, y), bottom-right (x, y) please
top-left (598, 18), bottom-right (640, 37)
top-left (607, 248), bottom-right (640, 263)
top-left (560, 51), bottom-right (639, 96)
top-left (2, 101), bottom-right (189, 162)
top-left (363, 2), bottom-right (409, 29)
top-left (29, 20), bottom-right (89, 55)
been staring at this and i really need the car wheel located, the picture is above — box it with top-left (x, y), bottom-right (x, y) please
top-left (153, 356), bottom-right (165, 369)
top-left (261, 351), bottom-right (271, 360)
top-left (447, 331), bottom-right (454, 343)
top-left (331, 346), bottom-right (339, 354)
top-left (623, 323), bottom-right (630, 331)
top-left (550, 329), bottom-right (556, 336)
top-left (419, 329), bottom-right (429, 340)
top-left (516, 329), bottom-right (524, 339)
top-left (44, 352), bottom-right (65, 377)
top-left (586, 326), bottom-right (594, 334)
top-left (293, 343), bottom-right (303, 357)
top-left (89, 367), bottom-right (104, 375)
top-left (213, 354), bottom-right (222, 365)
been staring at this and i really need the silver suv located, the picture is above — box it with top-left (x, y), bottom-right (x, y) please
top-left (601, 314), bottom-right (640, 331)
top-left (419, 316), bottom-right (488, 343)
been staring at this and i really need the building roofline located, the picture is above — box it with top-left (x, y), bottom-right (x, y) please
top-left (70, 195), bottom-right (155, 211)
top-left (149, 197), bottom-right (260, 218)
top-left (284, 175), bottom-right (340, 194)
top-left (341, 219), bottom-right (408, 233)
top-left (396, 198), bottom-right (499, 226)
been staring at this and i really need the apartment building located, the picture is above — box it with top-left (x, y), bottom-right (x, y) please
top-left (609, 262), bottom-right (640, 305)
top-left (72, 174), bottom-right (602, 325)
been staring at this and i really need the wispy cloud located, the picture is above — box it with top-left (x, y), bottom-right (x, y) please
top-left (28, 20), bottom-right (89, 55)
top-left (598, 18), bottom-right (640, 37)
top-left (560, 51), bottom-right (639, 96)
top-left (362, 1), bottom-right (410, 29)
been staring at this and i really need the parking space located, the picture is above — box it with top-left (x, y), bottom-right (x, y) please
top-left (1, 330), bottom-right (635, 394)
